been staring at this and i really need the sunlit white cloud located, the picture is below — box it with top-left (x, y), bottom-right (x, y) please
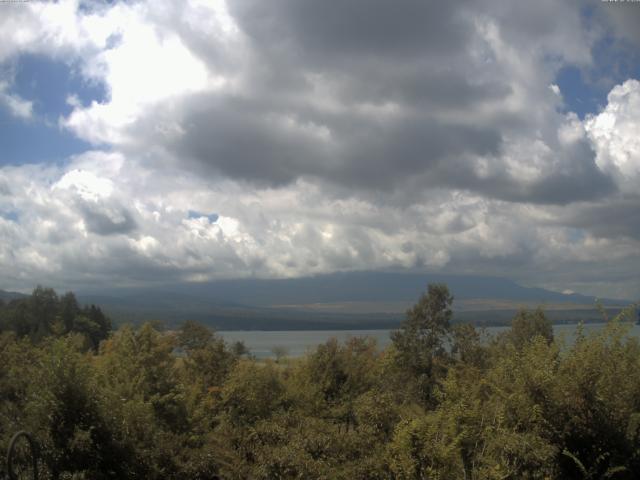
top-left (585, 79), bottom-right (640, 188)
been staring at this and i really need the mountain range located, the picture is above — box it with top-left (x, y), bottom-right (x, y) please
top-left (67, 272), bottom-right (633, 330)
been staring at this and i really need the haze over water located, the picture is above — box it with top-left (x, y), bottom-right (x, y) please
top-left (219, 322), bottom-right (640, 359)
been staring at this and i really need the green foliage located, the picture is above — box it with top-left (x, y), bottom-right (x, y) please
top-left (451, 322), bottom-right (489, 368)
top-left (391, 283), bottom-right (453, 405)
top-left (178, 320), bottom-right (213, 352)
top-left (220, 361), bottom-right (285, 427)
top-left (2, 284), bottom-right (640, 479)
top-left (179, 321), bottom-right (238, 393)
top-left (388, 411), bottom-right (466, 479)
top-left (0, 287), bottom-right (112, 350)
top-left (508, 307), bottom-right (554, 349)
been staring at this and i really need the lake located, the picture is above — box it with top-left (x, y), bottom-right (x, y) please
top-left (219, 323), bottom-right (640, 359)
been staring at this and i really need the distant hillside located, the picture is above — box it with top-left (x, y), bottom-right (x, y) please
top-left (75, 272), bottom-right (633, 330)
top-left (174, 271), bottom-right (630, 306)
top-left (83, 271), bottom-right (629, 307)
top-left (0, 289), bottom-right (28, 302)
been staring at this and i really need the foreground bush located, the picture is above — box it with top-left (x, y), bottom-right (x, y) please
top-left (1, 285), bottom-right (639, 479)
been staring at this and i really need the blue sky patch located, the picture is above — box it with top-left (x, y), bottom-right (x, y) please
top-left (0, 210), bottom-right (19, 222)
top-left (0, 107), bottom-right (94, 167)
top-left (188, 210), bottom-right (219, 223)
top-left (555, 31), bottom-right (640, 119)
top-left (555, 66), bottom-right (606, 119)
top-left (0, 54), bottom-right (107, 166)
top-left (11, 53), bottom-right (107, 118)
top-left (567, 228), bottom-right (586, 244)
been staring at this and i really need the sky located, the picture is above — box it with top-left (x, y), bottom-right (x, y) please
top-left (0, 0), bottom-right (639, 300)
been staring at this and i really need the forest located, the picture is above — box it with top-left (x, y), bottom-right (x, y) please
top-left (1, 284), bottom-right (640, 479)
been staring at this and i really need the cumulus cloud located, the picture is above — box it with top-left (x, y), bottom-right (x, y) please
top-left (92, 1), bottom-right (617, 207)
top-left (0, 0), bottom-right (638, 299)
top-left (0, 148), bottom-right (637, 298)
top-left (13, 0), bottom-right (599, 204)
top-left (585, 79), bottom-right (640, 188)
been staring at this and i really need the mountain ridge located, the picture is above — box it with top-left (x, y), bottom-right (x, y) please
top-left (77, 271), bottom-right (629, 307)
top-left (70, 272), bottom-right (633, 329)
top-left (0, 289), bottom-right (28, 302)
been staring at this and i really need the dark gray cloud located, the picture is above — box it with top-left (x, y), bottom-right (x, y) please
top-left (137, 89), bottom-right (613, 206)
top-left (112, 0), bottom-right (613, 206)
top-left (170, 96), bottom-right (325, 187)
top-left (78, 200), bottom-right (138, 236)
top-left (445, 140), bottom-right (617, 205)
top-left (152, 93), bottom-right (504, 192)
top-left (229, 0), bottom-right (473, 64)
top-left (339, 65), bottom-right (513, 110)
top-left (600, 3), bottom-right (640, 47)
top-left (328, 118), bottom-right (502, 191)
top-left (558, 197), bottom-right (640, 241)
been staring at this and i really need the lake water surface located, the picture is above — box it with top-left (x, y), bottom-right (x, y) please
top-left (219, 323), bottom-right (640, 359)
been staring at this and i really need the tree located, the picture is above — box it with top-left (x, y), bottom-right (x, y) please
top-left (58, 291), bottom-right (80, 334)
top-left (271, 345), bottom-right (289, 363)
top-left (178, 321), bottom-right (237, 390)
top-left (391, 283), bottom-right (453, 405)
top-left (94, 323), bottom-right (189, 478)
top-left (27, 337), bottom-right (130, 479)
top-left (451, 322), bottom-right (488, 368)
top-left (178, 320), bottom-right (213, 352)
top-left (68, 305), bottom-right (112, 350)
top-left (0, 288), bottom-right (111, 349)
top-left (231, 340), bottom-right (250, 358)
top-left (28, 286), bottom-right (59, 340)
top-left (509, 308), bottom-right (553, 349)
top-left (220, 361), bottom-right (284, 427)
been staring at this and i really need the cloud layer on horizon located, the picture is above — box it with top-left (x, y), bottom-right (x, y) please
top-left (0, 0), bottom-right (639, 299)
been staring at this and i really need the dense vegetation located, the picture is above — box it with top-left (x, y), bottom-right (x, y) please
top-left (1, 285), bottom-right (639, 479)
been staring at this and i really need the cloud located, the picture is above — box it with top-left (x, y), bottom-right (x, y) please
top-left (0, 0), bottom-right (601, 205)
top-left (599, 2), bottom-right (640, 47)
top-left (0, 84), bottom-right (33, 119)
top-left (559, 198), bottom-right (640, 242)
top-left (0, 148), bottom-right (637, 298)
top-left (0, 0), bottom-right (638, 299)
top-left (585, 79), bottom-right (640, 189)
top-left (77, 200), bottom-right (138, 236)
top-left (55, 169), bottom-right (114, 200)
